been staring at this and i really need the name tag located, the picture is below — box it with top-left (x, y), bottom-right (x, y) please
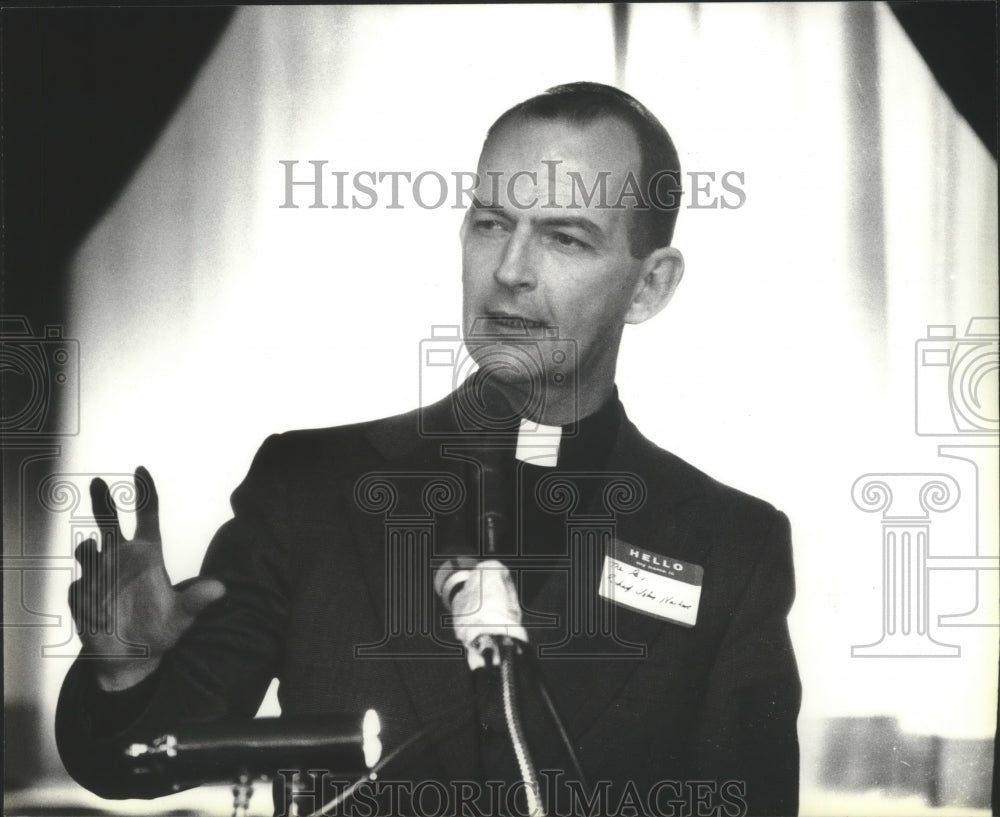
top-left (598, 540), bottom-right (704, 627)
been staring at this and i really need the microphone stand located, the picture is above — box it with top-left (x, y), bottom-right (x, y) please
top-left (481, 447), bottom-right (546, 817)
top-left (496, 638), bottom-right (545, 817)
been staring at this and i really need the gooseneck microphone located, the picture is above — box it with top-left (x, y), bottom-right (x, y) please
top-left (433, 443), bottom-right (546, 817)
top-left (434, 557), bottom-right (543, 817)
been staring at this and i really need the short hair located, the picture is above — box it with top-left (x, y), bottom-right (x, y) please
top-left (482, 81), bottom-right (682, 256)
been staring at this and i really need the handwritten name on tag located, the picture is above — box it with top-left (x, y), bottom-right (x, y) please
top-left (598, 540), bottom-right (703, 627)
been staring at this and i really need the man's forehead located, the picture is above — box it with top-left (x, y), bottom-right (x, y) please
top-left (474, 115), bottom-right (641, 200)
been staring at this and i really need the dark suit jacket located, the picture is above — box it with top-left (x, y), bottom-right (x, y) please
top-left (56, 388), bottom-right (801, 815)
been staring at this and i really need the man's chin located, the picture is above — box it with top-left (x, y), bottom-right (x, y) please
top-left (471, 360), bottom-right (536, 389)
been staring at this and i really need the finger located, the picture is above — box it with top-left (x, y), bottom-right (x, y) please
top-left (89, 477), bottom-right (123, 551)
top-left (68, 575), bottom-right (108, 636)
top-left (72, 535), bottom-right (118, 635)
top-left (72, 536), bottom-right (107, 625)
top-left (68, 578), bottom-right (83, 629)
top-left (133, 465), bottom-right (161, 542)
top-left (74, 537), bottom-right (99, 567)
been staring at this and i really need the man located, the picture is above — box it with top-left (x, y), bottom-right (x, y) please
top-left (57, 82), bottom-right (800, 816)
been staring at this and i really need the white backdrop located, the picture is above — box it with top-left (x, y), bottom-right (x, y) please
top-left (31, 4), bottom-right (999, 813)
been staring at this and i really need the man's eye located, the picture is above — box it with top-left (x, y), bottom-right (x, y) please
top-left (551, 232), bottom-right (589, 250)
top-left (473, 218), bottom-right (508, 234)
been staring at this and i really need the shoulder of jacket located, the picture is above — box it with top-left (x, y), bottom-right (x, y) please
top-left (617, 414), bottom-right (785, 531)
top-left (246, 396), bottom-right (443, 476)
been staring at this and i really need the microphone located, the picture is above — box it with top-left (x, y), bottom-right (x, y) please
top-left (477, 443), bottom-right (515, 557)
top-left (435, 450), bottom-right (547, 816)
top-left (434, 560), bottom-right (547, 816)
top-left (124, 712), bottom-right (382, 784)
top-left (434, 558), bottom-right (527, 670)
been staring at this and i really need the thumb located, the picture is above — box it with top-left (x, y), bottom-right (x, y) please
top-left (177, 578), bottom-right (227, 617)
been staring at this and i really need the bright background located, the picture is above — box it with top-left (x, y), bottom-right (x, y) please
top-left (7, 4), bottom-right (997, 815)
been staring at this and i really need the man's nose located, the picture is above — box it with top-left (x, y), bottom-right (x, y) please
top-left (492, 230), bottom-right (536, 290)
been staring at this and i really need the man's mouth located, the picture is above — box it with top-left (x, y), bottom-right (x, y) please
top-left (475, 313), bottom-right (547, 334)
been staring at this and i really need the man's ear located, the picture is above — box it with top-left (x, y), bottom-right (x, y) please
top-left (624, 246), bottom-right (685, 325)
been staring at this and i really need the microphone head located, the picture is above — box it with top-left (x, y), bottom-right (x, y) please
top-left (433, 557), bottom-right (475, 609)
top-left (433, 559), bottom-right (528, 669)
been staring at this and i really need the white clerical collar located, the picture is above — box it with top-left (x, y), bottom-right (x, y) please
top-left (514, 417), bottom-right (562, 468)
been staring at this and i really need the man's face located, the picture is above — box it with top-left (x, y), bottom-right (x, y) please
top-left (461, 116), bottom-right (647, 416)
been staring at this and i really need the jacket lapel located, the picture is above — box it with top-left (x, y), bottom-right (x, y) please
top-left (528, 414), bottom-right (713, 739)
top-left (339, 396), bottom-right (482, 781)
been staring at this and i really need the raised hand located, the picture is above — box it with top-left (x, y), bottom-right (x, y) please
top-left (69, 466), bottom-right (226, 691)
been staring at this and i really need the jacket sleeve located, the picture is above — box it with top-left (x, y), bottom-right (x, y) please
top-left (694, 510), bottom-right (801, 816)
top-left (55, 434), bottom-right (294, 799)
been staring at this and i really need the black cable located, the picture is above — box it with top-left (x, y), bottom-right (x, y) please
top-left (302, 728), bottom-right (427, 817)
top-left (524, 652), bottom-right (589, 789)
top-left (301, 700), bottom-right (477, 817)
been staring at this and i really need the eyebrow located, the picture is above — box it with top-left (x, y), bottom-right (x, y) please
top-left (534, 215), bottom-right (607, 244)
top-left (470, 198), bottom-right (608, 244)
top-left (470, 197), bottom-right (502, 212)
